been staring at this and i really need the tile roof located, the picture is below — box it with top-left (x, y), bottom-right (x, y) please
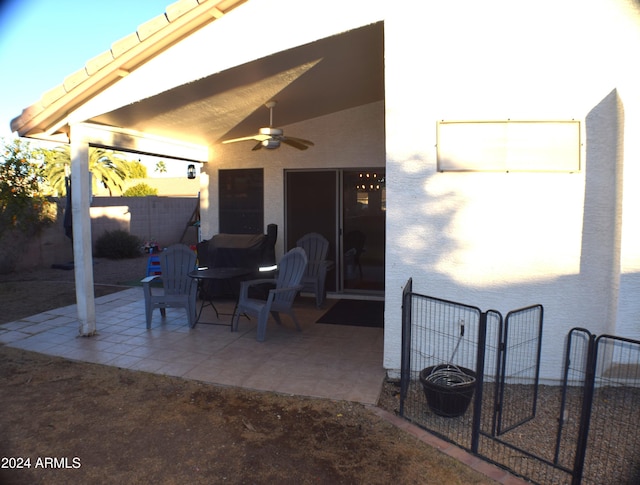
top-left (11, 0), bottom-right (247, 140)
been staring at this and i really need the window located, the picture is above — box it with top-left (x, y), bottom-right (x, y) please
top-left (219, 169), bottom-right (263, 234)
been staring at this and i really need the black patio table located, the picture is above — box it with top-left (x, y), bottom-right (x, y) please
top-left (188, 267), bottom-right (252, 327)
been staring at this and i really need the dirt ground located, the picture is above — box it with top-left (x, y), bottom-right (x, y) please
top-left (0, 256), bottom-right (497, 484)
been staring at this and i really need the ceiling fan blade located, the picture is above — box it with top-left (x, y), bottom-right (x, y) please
top-left (281, 137), bottom-right (314, 150)
top-left (222, 100), bottom-right (314, 152)
top-left (286, 136), bottom-right (314, 146)
top-left (222, 134), bottom-right (270, 144)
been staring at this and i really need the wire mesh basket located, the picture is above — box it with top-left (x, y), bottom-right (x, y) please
top-left (419, 364), bottom-right (477, 417)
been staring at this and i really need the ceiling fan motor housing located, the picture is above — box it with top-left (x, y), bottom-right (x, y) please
top-left (259, 127), bottom-right (283, 136)
top-left (258, 127), bottom-right (283, 149)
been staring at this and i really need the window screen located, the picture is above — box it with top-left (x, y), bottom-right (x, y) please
top-left (219, 168), bottom-right (264, 234)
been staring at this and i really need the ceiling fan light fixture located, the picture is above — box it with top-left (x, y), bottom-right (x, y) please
top-left (262, 139), bottom-right (280, 149)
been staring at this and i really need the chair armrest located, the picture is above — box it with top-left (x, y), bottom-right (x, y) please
top-left (141, 275), bottom-right (161, 285)
top-left (269, 284), bottom-right (303, 295)
top-left (263, 284), bottom-right (304, 306)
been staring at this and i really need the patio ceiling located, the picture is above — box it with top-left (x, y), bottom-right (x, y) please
top-left (88, 22), bottom-right (385, 147)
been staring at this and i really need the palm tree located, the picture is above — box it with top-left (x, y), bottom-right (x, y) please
top-left (89, 149), bottom-right (128, 195)
top-left (154, 160), bottom-right (167, 174)
top-left (40, 146), bottom-right (130, 196)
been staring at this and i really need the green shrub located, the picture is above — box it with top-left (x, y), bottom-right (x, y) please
top-left (94, 230), bottom-right (142, 259)
top-left (1, 138), bottom-right (56, 239)
top-left (123, 183), bottom-right (158, 197)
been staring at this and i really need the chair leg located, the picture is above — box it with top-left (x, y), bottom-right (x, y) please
top-left (256, 308), bottom-right (270, 342)
top-left (231, 307), bottom-right (241, 332)
top-left (186, 306), bottom-right (195, 328)
top-left (145, 306), bottom-right (152, 329)
top-left (289, 311), bottom-right (302, 332)
top-left (271, 311), bottom-right (283, 326)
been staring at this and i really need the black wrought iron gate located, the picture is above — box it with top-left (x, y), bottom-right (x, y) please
top-left (560, 329), bottom-right (640, 484)
top-left (399, 278), bottom-right (640, 484)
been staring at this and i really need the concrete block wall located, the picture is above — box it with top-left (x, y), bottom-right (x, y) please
top-left (90, 206), bottom-right (131, 246)
top-left (8, 196), bottom-right (199, 272)
top-left (91, 196), bottom-right (200, 248)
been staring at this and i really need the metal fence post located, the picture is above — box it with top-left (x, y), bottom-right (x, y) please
top-left (400, 278), bottom-right (413, 417)
top-left (470, 311), bottom-right (488, 453)
top-left (571, 332), bottom-right (596, 485)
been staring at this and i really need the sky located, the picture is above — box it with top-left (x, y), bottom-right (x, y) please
top-left (0, 0), bottom-right (171, 139)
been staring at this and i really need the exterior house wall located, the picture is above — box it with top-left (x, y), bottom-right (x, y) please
top-left (383, 0), bottom-right (640, 381)
top-left (58, 0), bottom-right (640, 382)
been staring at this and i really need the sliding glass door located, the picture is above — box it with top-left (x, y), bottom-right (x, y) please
top-left (342, 170), bottom-right (385, 292)
top-left (285, 169), bottom-right (385, 294)
top-left (285, 171), bottom-right (338, 291)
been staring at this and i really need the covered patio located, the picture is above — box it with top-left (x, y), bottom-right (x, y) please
top-left (0, 289), bottom-right (385, 404)
top-left (11, 0), bottom-right (640, 387)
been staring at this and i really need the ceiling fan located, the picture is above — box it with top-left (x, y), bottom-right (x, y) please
top-left (222, 101), bottom-right (314, 151)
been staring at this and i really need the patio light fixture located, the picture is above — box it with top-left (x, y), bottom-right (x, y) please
top-left (357, 172), bottom-right (384, 192)
top-left (187, 164), bottom-right (196, 179)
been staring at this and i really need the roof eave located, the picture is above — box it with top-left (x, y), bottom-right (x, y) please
top-left (11, 0), bottom-right (247, 140)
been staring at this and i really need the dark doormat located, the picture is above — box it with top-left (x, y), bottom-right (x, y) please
top-left (316, 299), bottom-right (384, 328)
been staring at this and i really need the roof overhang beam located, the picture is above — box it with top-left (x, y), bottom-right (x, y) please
top-left (72, 123), bottom-right (209, 162)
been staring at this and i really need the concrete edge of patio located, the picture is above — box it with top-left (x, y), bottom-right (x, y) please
top-left (367, 407), bottom-right (530, 485)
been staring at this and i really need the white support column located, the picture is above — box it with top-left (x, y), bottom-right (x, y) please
top-left (69, 126), bottom-right (96, 336)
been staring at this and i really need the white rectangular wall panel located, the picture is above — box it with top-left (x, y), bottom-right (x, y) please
top-left (437, 120), bottom-right (581, 172)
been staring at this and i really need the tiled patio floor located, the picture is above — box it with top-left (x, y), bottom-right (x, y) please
top-left (0, 290), bottom-right (532, 484)
top-left (0, 288), bottom-right (386, 404)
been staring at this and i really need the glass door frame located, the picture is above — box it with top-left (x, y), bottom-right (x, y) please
top-left (284, 168), bottom-right (385, 296)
